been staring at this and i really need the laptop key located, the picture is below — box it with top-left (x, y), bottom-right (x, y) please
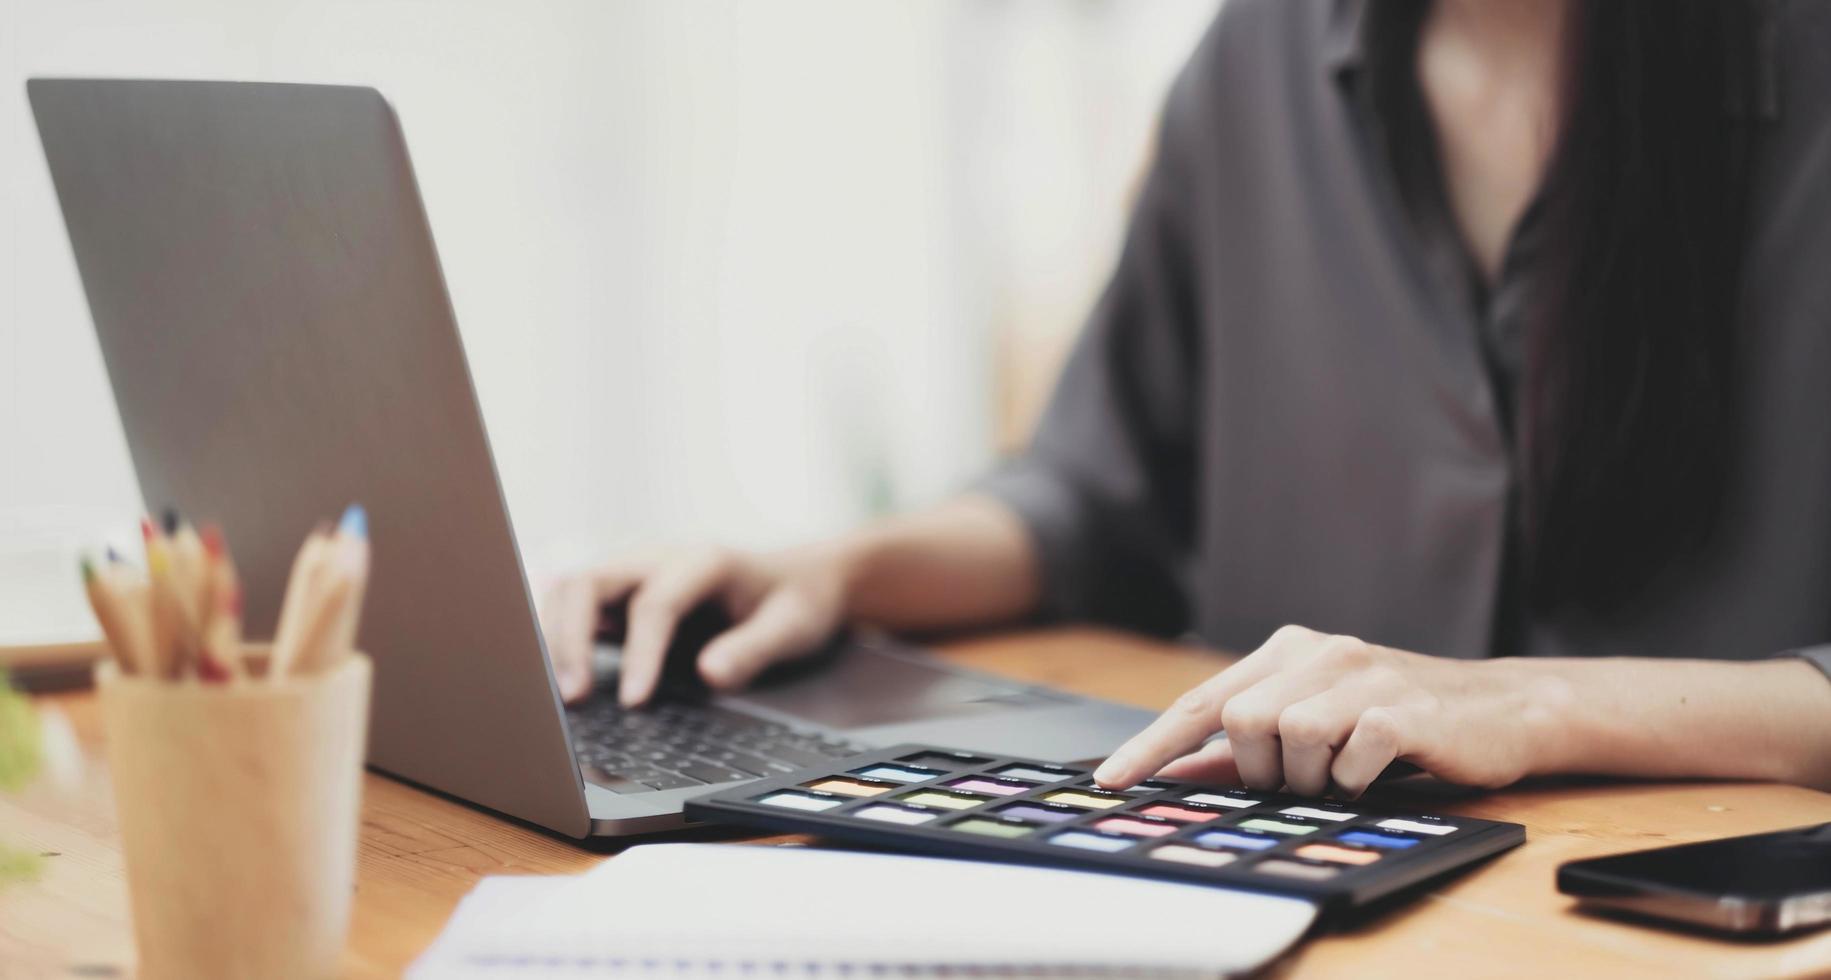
top-left (751, 742), bottom-right (841, 768)
top-left (580, 766), bottom-right (650, 795)
top-left (613, 766), bottom-right (674, 784)
top-left (695, 754), bottom-right (766, 778)
top-left (780, 737), bottom-right (848, 758)
top-left (638, 772), bottom-right (706, 791)
top-left (702, 750), bottom-right (780, 776)
top-left (677, 761), bottom-right (750, 786)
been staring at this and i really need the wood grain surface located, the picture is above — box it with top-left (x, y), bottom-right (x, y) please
top-left (2, 628), bottom-right (1829, 978)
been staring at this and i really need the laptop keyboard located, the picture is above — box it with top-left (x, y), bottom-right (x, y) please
top-left (567, 699), bottom-right (865, 794)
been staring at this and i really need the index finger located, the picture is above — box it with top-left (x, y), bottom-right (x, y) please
top-left (540, 579), bottom-right (596, 702)
top-left (618, 551), bottom-right (738, 707)
top-left (539, 560), bottom-right (653, 702)
top-left (1092, 628), bottom-right (1307, 787)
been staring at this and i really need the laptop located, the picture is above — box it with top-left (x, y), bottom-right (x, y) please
top-left (28, 79), bottom-right (1155, 837)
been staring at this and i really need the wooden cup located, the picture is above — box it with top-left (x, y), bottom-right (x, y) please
top-left (97, 648), bottom-right (371, 980)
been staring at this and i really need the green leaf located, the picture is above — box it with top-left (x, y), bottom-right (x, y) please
top-left (0, 672), bottom-right (43, 793)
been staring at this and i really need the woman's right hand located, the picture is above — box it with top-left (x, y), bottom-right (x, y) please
top-left (537, 544), bottom-right (852, 706)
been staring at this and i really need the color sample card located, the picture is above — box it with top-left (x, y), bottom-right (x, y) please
top-left (685, 744), bottom-right (1527, 913)
top-left (1376, 818), bottom-right (1456, 837)
top-left (1093, 816), bottom-right (1180, 839)
top-left (1295, 844), bottom-right (1381, 866)
top-left (899, 790), bottom-right (989, 811)
top-left (994, 803), bottom-right (1083, 824)
top-left (1183, 792), bottom-right (1260, 809)
top-left (1237, 818), bottom-right (1319, 836)
top-left (1152, 844), bottom-right (1238, 868)
top-left (851, 764), bottom-right (942, 784)
top-left (1136, 803), bottom-right (1223, 823)
top-left (1194, 830), bottom-right (1281, 852)
top-left (755, 791), bottom-right (845, 813)
top-left (1108, 780), bottom-right (1176, 795)
top-left (854, 804), bottom-right (937, 826)
top-left (1050, 831), bottom-right (1135, 853)
top-left (952, 818), bottom-right (1037, 839)
top-left (804, 777), bottom-right (893, 798)
top-left (946, 777), bottom-right (1033, 797)
top-left (1040, 789), bottom-right (1127, 810)
top-left (1281, 806), bottom-right (1356, 822)
top-left (1339, 830), bottom-right (1421, 850)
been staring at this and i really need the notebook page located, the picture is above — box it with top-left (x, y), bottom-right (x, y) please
top-left (409, 843), bottom-right (1318, 978)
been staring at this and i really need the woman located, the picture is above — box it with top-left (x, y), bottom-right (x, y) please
top-left (541, 0), bottom-right (1831, 797)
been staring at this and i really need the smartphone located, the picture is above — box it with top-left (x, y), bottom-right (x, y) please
top-left (1557, 823), bottom-right (1831, 937)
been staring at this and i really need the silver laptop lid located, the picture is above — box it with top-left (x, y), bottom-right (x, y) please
top-left (30, 78), bottom-right (590, 837)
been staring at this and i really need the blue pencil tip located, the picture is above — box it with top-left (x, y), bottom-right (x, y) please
top-left (338, 503), bottom-right (367, 539)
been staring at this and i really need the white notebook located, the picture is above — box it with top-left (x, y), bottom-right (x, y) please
top-left (407, 843), bottom-right (1318, 978)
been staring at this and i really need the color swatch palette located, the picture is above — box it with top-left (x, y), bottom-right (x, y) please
top-left (685, 745), bottom-right (1526, 911)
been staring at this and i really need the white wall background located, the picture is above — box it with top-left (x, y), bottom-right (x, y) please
top-left (0, 0), bottom-right (1216, 641)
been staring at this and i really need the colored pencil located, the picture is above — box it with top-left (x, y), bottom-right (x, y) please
top-left (198, 584), bottom-right (242, 683)
top-left (169, 516), bottom-right (209, 626)
top-left (196, 524), bottom-right (243, 682)
top-left (108, 558), bottom-right (158, 677)
top-left (142, 518), bottom-right (183, 678)
top-left (269, 505), bottom-right (369, 679)
top-left (82, 556), bottom-right (138, 675)
top-left (269, 527), bottom-right (328, 680)
top-left (85, 508), bottom-right (368, 684)
top-left (81, 549), bottom-right (159, 675)
top-left (327, 504), bottom-right (369, 672)
top-left (287, 573), bottom-right (355, 677)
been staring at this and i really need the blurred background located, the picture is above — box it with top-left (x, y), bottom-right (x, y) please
top-left (1, 0), bottom-right (1218, 644)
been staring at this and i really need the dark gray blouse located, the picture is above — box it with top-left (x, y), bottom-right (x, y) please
top-left (981, 0), bottom-right (1831, 665)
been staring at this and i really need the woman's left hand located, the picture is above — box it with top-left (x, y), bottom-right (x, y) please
top-left (1093, 625), bottom-right (1569, 797)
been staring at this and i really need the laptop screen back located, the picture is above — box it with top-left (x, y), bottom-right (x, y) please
top-left (30, 79), bottom-right (589, 837)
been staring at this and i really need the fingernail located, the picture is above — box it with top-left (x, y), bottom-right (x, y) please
top-left (1093, 757), bottom-right (1126, 786)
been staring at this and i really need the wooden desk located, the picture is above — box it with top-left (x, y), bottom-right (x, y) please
top-left (4, 629), bottom-right (1830, 978)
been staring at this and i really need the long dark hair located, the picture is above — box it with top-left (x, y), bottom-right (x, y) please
top-left (1525, 1), bottom-right (1759, 612)
top-left (1372, 1), bottom-right (1761, 615)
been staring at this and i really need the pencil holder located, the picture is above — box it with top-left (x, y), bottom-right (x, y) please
top-left (96, 647), bottom-right (371, 980)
